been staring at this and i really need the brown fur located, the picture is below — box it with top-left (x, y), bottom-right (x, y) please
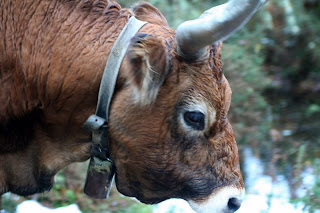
top-left (0, 0), bottom-right (128, 195)
top-left (0, 0), bottom-right (243, 205)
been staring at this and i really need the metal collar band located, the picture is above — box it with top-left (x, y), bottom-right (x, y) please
top-left (82, 16), bottom-right (147, 199)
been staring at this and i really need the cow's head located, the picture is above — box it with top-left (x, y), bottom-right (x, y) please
top-left (108, 0), bottom-right (266, 212)
top-left (0, 0), bottom-right (266, 212)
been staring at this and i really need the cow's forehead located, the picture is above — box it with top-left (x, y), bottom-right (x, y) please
top-left (179, 60), bottom-right (227, 100)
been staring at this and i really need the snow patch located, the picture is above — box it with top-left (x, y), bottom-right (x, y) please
top-left (15, 200), bottom-right (81, 213)
top-left (153, 198), bottom-right (195, 213)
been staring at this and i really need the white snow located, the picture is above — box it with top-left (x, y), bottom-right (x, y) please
top-left (15, 200), bottom-right (81, 213)
top-left (153, 198), bottom-right (195, 213)
top-left (237, 147), bottom-right (305, 213)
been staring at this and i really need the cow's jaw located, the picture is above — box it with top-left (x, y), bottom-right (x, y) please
top-left (188, 186), bottom-right (245, 213)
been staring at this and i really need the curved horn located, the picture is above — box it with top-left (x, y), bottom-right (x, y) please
top-left (176, 0), bottom-right (267, 60)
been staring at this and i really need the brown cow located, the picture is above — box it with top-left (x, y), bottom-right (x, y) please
top-left (0, 0), bottom-right (266, 212)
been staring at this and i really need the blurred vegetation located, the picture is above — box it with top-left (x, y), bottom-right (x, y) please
top-left (2, 0), bottom-right (320, 212)
top-left (292, 159), bottom-right (320, 213)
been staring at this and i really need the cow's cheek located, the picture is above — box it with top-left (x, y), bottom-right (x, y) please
top-left (113, 159), bottom-right (137, 197)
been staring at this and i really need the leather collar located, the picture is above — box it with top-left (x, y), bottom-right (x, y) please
top-left (82, 16), bottom-right (147, 199)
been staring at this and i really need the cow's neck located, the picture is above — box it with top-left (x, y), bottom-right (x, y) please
top-left (0, 0), bottom-right (132, 149)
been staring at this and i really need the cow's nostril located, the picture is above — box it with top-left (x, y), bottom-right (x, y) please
top-left (228, 197), bottom-right (242, 211)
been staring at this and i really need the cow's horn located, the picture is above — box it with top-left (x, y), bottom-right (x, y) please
top-left (176, 0), bottom-right (267, 60)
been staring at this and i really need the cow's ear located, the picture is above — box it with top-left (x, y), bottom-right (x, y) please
top-left (126, 33), bottom-right (169, 105)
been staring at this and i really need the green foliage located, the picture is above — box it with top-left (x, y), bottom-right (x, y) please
top-left (292, 159), bottom-right (320, 212)
top-left (306, 104), bottom-right (320, 117)
top-left (37, 171), bottom-right (78, 208)
top-left (1, 195), bottom-right (18, 213)
top-left (264, 1), bottom-right (320, 83)
top-left (117, 0), bottom-right (222, 28)
top-left (115, 203), bottom-right (153, 213)
top-left (221, 14), bottom-right (270, 144)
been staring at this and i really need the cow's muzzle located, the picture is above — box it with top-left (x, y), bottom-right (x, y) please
top-left (188, 186), bottom-right (244, 213)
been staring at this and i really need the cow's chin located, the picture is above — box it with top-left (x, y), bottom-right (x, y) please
top-left (116, 187), bottom-right (167, 205)
top-left (114, 174), bottom-right (168, 205)
top-left (8, 170), bottom-right (55, 196)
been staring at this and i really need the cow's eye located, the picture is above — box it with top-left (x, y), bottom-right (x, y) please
top-left (183, 111), bottom-right (205, 130)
